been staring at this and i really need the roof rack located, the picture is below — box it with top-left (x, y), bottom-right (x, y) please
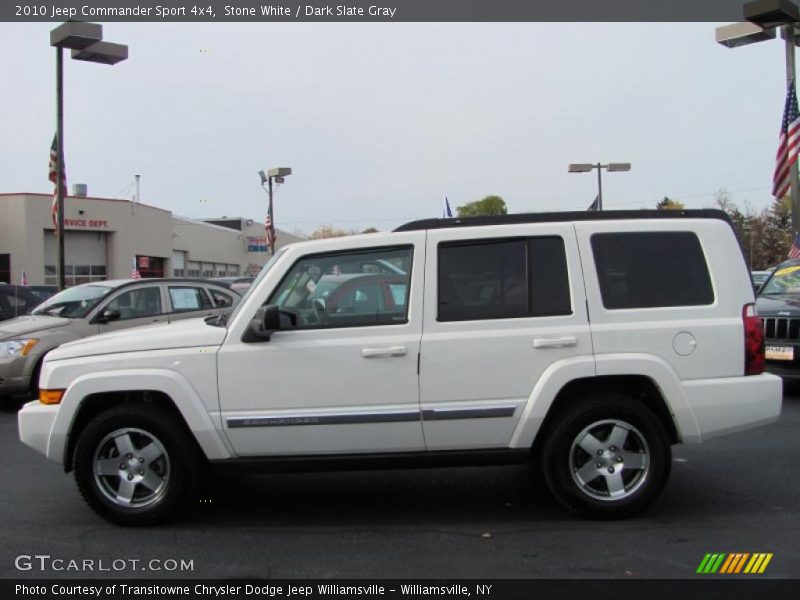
top-left (393, 209), bottom-right (731, 232)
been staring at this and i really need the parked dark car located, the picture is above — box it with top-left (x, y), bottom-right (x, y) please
top-left (0, 285), bottom-right (41, 322)
top-left (0, 278), bottom-right (239, 398)
top-left (26, 285), bottom-right (59, 302)
top-left (751, 270), bottom-right (773, 293)
top-left (756, 260), bottom-right (800, 378)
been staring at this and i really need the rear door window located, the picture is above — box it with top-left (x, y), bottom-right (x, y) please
top-left (168, 286), bottom-right (213, 312)
top-left (438, 237), bottom-right (571, 321)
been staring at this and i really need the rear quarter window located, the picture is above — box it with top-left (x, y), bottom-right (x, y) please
top-left (591, 231), bottom-right (714, 309)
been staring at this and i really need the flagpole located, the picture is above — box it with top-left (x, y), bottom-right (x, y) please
top-left (785, 24), bottom-right (800, 239)
top-left (56, 46), bottom-right (66, 291)
top-left (267, 175), bottom-right (275, 257)
top-left (596, 162), bottom-right (603, 211)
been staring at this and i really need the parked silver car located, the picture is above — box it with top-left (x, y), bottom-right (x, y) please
top-left (0, 279), bottom-right (239, 399)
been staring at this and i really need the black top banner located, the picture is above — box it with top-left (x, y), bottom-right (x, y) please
top-left (0, 0), bottom-right (763, 23)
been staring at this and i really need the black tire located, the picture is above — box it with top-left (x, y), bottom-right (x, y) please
top-left (540, 393), bottom-right (671, 519)
top-left (73, 403), bottom-right (201, 526)
top-left (28, 355), bottom-right (45, 399)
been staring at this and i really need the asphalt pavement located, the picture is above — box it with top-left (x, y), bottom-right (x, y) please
top-left (1, 386), bottom-right (798, 579)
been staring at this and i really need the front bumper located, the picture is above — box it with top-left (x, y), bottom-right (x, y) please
top-left (0, 355), bottom-right (34, 396)
top-left (18, 400), bottom-right (59, 461)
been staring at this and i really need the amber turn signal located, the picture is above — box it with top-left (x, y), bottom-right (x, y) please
top-left (39, 389), bottom-right (65, 405)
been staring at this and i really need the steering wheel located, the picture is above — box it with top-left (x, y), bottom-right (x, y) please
top-left (311, 298), bottom-right (329, 325)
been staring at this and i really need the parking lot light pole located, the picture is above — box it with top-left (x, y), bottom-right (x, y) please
top-left (716, 0), bottom-right (800, 237)
top-left (259, 167), bottom-right (292, 256)
top-left (49, 22), bottom-right (128, 290)
top-left (568, 163), bottom-right (631, 211)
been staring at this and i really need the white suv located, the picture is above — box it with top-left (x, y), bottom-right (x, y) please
top-left (18, 210), bottom-right (782, 524)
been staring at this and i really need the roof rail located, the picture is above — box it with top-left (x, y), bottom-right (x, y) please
top-left (393, 209), bottom-right (731, 232)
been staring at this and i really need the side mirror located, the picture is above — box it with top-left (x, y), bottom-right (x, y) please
top-left (97, 308), bottom-right (121, 324)
top-left (244, 305), bottom-right (281, 342)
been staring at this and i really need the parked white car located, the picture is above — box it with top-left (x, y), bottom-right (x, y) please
top-left (18, 210), bottom-right (782, 524)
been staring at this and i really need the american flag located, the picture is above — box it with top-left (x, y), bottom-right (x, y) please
top-left (131, 257), bottom-right (141, 279)
top-left (773, 82), bottom-right (800, 199)
top-left (789, 234), bottom-right (800, 259)
top-left (265, 214), bottom-right (276, 247)
top-left (48, 134), bottom-right (67, 232)
top-left (20, 269), bottom-right (28, 287)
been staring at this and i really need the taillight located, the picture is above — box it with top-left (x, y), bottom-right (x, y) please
top-left (743, 303), bottom-right (765, 375)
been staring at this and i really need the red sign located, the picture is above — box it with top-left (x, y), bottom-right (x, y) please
top-left (138, 256), bottom-right (150, 269)
top-left (64, 218), bottom-right (109, 228)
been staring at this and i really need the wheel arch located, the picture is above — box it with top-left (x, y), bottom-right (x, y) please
top-left (534, 375), bottom-right (680, 454)
top-left (510, 355), bottom-right (696, 450)
top-left (48, 369), bottom-right (233, 469)
top-left (64, 390), bottom-right (200, 472)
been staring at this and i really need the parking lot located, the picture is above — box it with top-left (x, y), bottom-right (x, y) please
top-left (1, 387), bottom-right (798, 580)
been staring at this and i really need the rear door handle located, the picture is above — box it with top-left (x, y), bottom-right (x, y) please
top-left (533, 336), bottom-right (578, 349)
top-left (361, 346), bottom-right (408, 358)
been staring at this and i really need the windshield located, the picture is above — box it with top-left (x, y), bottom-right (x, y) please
top-left (223, 247), bottom-right (288, 325)
top-left (760, 264), bottom-right (800, 295)
top-left (31, 284), bottom-right (114, 318)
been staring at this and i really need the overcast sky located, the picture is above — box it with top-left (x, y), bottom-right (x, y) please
top-left (0, 22), bottom-right (787, 234)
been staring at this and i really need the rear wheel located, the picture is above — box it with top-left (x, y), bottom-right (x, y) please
top-left (540, 394), bottom-right (671, 518)
top-left (73, 403), bottom-right (200, 525)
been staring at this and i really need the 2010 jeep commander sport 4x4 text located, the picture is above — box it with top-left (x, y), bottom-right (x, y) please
top-left (18, 210), bottom-right (782, 524)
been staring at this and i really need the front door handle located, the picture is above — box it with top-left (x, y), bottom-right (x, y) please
top-left (361, 346), bottom-right (408, 358)
top-left (533, 336), bottom-right (578, 349)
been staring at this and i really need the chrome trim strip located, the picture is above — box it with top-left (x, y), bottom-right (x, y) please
top-left (227, 405), bottom-right (517, 428)
top-left (227, 412), bottom-right (420, 428)
top-left (421, 406), bottom-right (517, 421)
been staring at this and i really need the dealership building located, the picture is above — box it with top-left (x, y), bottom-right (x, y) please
top-left (0, 192), bottom-right (304, 286)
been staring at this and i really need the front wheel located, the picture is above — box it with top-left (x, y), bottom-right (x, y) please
top-left (540, 394), bottom-right (671, 519)
top-left (73, 403), bottom-right (200, 525)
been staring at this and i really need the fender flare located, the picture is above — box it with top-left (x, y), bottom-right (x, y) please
top-left (509, 353), bottom-right (700, 449)
top-left (46, 368), bottom-right (233, 464)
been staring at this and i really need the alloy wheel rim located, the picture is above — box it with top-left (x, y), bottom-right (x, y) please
top-left (92, 427), bottom-right (170, 508)
top-left (568, 418), bottom-right (650, 502)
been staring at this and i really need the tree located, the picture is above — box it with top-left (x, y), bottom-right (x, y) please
top-left (655, 197), bottom-right (685, 210)
top-left (762, 196), bottom-right (792, 267)
top-left (308, 225), bottom-right (353, 239)
top-left (308, 225), bottom-right (378, 239)
top-left (456, 195), bottom-right (507, 217)
top-left (711, 189), bottom-right (792, 270)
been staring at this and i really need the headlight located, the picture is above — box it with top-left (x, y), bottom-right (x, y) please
top-left (0, 339), bottom-right (38, 358)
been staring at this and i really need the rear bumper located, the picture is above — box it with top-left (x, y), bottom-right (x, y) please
top-left (682, 374), bottom-right (782, 442)
top-left (18, 400), bottom-right (59, 462)
top-left (765, 361), bottom-right (800, 379)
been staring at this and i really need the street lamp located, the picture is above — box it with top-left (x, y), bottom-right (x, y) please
top-left (50, 22), bottom-right (128, 290)
top-left (715, 0), bottom-right (800, 238)
top-left (258, 167), bottom-right (292, 256)
top-left (567, 162), bottom-right (631, 211)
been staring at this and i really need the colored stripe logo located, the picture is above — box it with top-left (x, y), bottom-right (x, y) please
top-left (696, 553), bottom-right (773, 574)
